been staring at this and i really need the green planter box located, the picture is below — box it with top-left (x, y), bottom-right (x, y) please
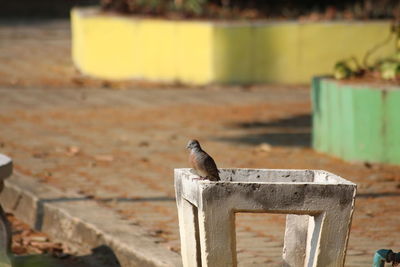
top-left (312, 77), bottom-right (400, 164)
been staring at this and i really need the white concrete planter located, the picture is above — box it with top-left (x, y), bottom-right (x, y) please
top-left (0, 155), bottom-right (12, 184)
top-left (0, 155), bottom-right (12, 267)
top-left (174, 168), bottom-right (356, 267)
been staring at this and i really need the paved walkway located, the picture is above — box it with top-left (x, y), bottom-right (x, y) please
top-left (8, 213), bottom-right (119, 267)
top-left (1, 86), bottom-right (400, 266)
top-left (1, 20), bottom-right (400, 266)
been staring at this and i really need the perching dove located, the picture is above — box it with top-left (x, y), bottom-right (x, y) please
top-left (186, 139), bottom-right (220, 181)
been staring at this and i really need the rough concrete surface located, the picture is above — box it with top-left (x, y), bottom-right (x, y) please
top-left (176, 169), bottom-right (356, 267)
top-left (0, 20), bottom-right (400, 267)
top-left (0, 154), bottom-right (12, 267)
top-left (0, 155), bottom-right (12, 182)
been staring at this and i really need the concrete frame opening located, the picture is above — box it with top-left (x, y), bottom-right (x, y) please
top-left (235, 212), bottom-right (286, 266)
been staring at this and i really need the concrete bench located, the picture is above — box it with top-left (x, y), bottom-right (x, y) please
top-left (0, 154), bottom-right (12, 267)
top-left (175, 168), bottom-right (356, 267)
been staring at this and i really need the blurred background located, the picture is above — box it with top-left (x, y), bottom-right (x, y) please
top-left (0, 1), bottom-right (400, 267)
top-left (3, 0), bottom-right (399, 19)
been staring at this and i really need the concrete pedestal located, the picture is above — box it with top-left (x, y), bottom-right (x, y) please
top-left (174, 168), bottom-right (356, 267)
top-left (0, 155), bottom-right (13, 267)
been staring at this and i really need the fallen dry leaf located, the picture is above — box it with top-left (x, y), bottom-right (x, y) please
top-left (256, 143), bottom-right (272, 152)
top-left (66, 146), bottom-right (80, 156)
top-left (94, 154), bottom-right (114, 162)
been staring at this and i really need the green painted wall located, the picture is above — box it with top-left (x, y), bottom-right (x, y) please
top-left (312, 78), bottom-right (400, 164)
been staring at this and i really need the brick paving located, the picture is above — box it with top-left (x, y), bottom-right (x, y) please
top-left (1, 20), bottom-right (400, 266)
top-left (8, 213), bottom-right (119, 267)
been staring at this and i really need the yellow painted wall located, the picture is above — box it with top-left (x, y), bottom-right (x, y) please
top-left (72, 8), bottom-right (396, 84)
top-left (72, 10), bottom-right (141, 79)
top-left (175, 22), bottom-right (214, 84)
top-left (249, 24), bottom-right (299, 83)
top-left (298, 22), bottom-right (393, 82)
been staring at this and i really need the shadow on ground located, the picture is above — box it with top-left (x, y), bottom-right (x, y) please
top-left (13, 245), bottom-right (120, 267)
top-left (357, 192), bottom-right (400, 198)
top-left (0, 0), bottom-right (97, 19)
top-left (218, 114), bottom-right (312, 147)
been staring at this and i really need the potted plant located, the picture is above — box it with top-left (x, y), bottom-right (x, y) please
top-left (312, 22), bottom-right (400, 164)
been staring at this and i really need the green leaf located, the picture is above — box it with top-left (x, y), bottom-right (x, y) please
top-left (380, 61), bottom-right (400, 80)
top-left (185, 0), bottom-right (205, 15)
top-left (333, 61), bottom-right (352, 80)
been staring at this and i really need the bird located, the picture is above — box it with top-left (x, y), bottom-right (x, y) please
top-left (186, 139), bottom-right (220, 181)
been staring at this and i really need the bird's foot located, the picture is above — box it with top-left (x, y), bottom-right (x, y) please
top-left (192, 176), bottom-right (206, 181)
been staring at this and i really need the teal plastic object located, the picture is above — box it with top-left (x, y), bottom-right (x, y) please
top-left (373, 249), bottom-right (391, 267)
top-left (374, 249), bottom-right (391, 267)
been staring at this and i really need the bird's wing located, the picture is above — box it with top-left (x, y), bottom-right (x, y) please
top-left (203, 154), bottom-right (220, 181)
